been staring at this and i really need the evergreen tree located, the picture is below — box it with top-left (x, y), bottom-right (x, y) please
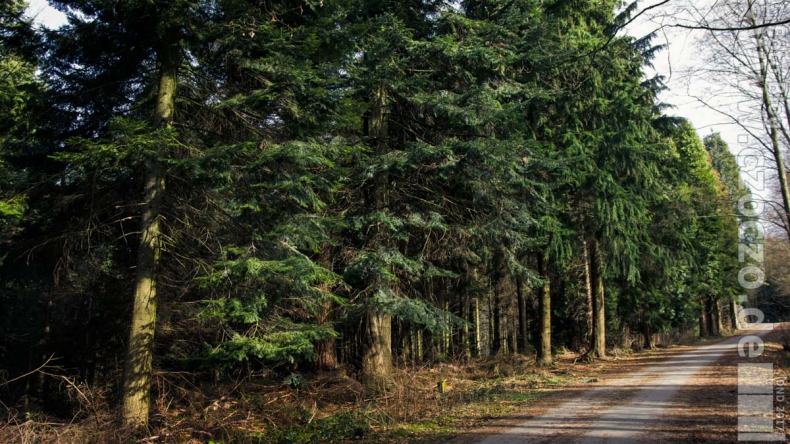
top-left (0, 0), bottom-right (39, 253)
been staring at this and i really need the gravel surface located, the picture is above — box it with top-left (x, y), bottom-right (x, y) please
top-left (461, 325), bottom-right (777, 444)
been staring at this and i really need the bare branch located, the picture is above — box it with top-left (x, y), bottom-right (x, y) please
top-left (672, 17), bottom-right (790, 32)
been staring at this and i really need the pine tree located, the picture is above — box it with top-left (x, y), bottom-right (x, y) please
top-left (0, 0), bottom-right (39, 252)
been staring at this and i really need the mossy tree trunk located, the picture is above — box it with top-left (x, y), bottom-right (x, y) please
top-left (121, 39), bottom-right (179, 430)
top-left (361, 82), bottom-right (393, 394)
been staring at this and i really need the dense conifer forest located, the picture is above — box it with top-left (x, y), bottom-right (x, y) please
top-left (1, 0), bottom-right (789, 442)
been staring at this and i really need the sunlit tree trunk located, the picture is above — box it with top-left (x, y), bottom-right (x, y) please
top-left (730, 300), bottom-right (739, 330)
top-left (587, 238), bottom-right (606, 358)
top-left (361, 83), bottom-right (393, 394)
top-left (122, 39), bottom-right (178, 429)
top-left (715, 299), bottom-right (723, 334)
top-left (581, 238), bottom-right (594, 345)
top-left (537, 252), bottom-right (552, 365)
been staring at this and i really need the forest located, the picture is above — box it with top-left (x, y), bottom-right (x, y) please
top-left (1, 0), bottom-right (789, 442)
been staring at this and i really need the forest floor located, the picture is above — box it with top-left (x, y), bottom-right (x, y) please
top-left (150, 324), bottom-right (790, 443)
top-left (4, 326), bottom-right (790, 443)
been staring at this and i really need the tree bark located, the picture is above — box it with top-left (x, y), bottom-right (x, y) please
top-left (715, 299), bottom-right (723, 334)
top-left (587, 238), bottom-right (606, 358)
top-left (415, 328), bottom-right (423, 363)
top-left (699, 299), bottom-right (709, 337)
top-left (361, 82), bottom-right (393, 394)
top-left (705, 298), bottom-right (719, 337)
top-left (492, 279), bottom-right (503, 355)
top-left (121, 40), bottom-right (178, 430)
top-left (460, 275), bottom-right (471, 360)
top-left (581, 238), bottom-right (594, 345)
top-left (516, 277), bottom-right (528, 354)
top-left (749, 4), bottom-right (790, 237)
top-left (730, 300), bottom-right (739, 330)
top-left (361, 311), bottom-right (392, 393)
top-left (537, 252), bottom-right (552, 365)
top-left (314, 245), bottom-right (337, 371)
top-left (642, 322), bottom-right (654, 349)
top-left (474, 297), bottom-right (481, 357)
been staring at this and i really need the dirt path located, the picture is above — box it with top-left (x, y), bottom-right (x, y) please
top-left (462, 325), bottom-right (776, 444)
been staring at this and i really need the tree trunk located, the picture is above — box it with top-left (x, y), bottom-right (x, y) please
top-left (398, 321), bottom-right (410, 365)
top-left (474, 297), bottom-right (481, 357)
top-left (537, 252), bottom-right (552, 365)
top-left (492, 279), bottom-right (503, 355)
top-left (508, 315), bottom-right (516, 355)
top-left (414, 328), bottom-right (425, 362)
top-left (516, 277), bottom-right (528, 354)
top-left (460, 275), bottom-right (471, 360)
top-left (121, 40), bottom-right (178, 430)
top-left (581, 238), bottom-right (594, 345)
top-left (705, 298), bottom-right (718, 337)
top-left (361, 82), bottom-right (393, 394)
top-left (37, 293), bottom-right (52, 397)
top-left (315, 339), bottom-right (338, 371)
top-left (750, 6), bottom-right (790, 237)
top-left (444, 294), bottom-right (451, 357)
top-left (699, 300), bottom-right (708, 337)
top-left (314, 245), bottom-right (337, 371)
top-left (730, 300), bottom-right (739, 330)
top-left (715, 299), bottom-right (723, 335)
top-left (587, 238), bottom-right (606, 358)
top-left (642, 322), bottom-right (654, 349)
top-left (361, 311), bottom-right (392, 393)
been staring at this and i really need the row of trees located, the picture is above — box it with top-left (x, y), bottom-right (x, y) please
top-left (0, 0), bottom-right (748, 430)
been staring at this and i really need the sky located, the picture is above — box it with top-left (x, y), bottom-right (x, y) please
top-left (23, 0), bottom-right (745, 158)
top-left (623, 1), bottom-right (745, 153)
top-left (622, 0), bottom-right (780, 212)
top-left (26, 0), bottom-right (68, 29)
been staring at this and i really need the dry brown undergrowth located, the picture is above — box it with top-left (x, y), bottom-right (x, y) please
top-left (0, 330), bottom-right (739, 444)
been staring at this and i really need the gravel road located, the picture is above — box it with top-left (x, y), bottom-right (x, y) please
top-left (474, 325), bottom-right (774, 444)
